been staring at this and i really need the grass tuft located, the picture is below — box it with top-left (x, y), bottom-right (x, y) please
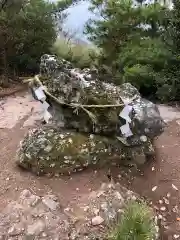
top-left (109, 201), bottom-right (156, 240)
top-left (51, 38), bottom-right (98, 69)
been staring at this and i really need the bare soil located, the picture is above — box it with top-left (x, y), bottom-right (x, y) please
top-left (1, 91), bottom-right (180, 238)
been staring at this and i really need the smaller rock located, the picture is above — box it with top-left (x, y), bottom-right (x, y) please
top-left (42, 196), bottom-right (59, 211)
top-left (20, 189), bottom-right (31, 198)
top-left (8, 224), bottom-right (24, 236)
top-left (27, 220), bottom-right (45, 236)
top-left (172, 184), bottom-right (178, 191)
top-left (167, 192), bottom-right (171, 198)
top-left (152, 186), bottom-right (157, 192)
top-left (158, 214), bottom-right (163, 219)
top-left (91, 216), bottom-right (104, 226)
top-left (93, 208), bottom-right (100, 215)
top-left (83, 206), bottom-right (89, 212)
top-left (160, 206), bottom-right (166, 211)
top-left (163, 197), bottom-right (169, 205)
top-left (42, 232), bottom-right (48, 237)
top-left (174, 234), bottom-right (180, 239)
top-left (140, 135), bottom-right (147, 142)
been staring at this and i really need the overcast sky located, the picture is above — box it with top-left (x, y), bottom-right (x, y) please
top-left (58, 0), bottom-right (173, 40)
top-left (65, 1), bottom-right (91, 34)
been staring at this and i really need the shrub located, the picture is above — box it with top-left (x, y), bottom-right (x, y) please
top-left (109, 201), bottom-right (156, 240)
top-left (0, 0), bottom-right (80, 78)
top-left (52, 38), bottom-right (97, 68)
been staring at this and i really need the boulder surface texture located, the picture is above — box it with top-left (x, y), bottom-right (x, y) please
top-left (16, 54), bottom-right (165, 175)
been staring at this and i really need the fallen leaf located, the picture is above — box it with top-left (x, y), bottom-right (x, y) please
top-left (172, 184), bottom-right (178, 191)
top-left (173, 234), bottom-right (180, 239)
top-left (160, 206), bottom-right (166, 211)
top-left (91, 216), bottom-right (104, 226)
top-left (167, 192), bottom-right (171, 198)
top-left (163, 197), bottom-right (169, 205)
top-left (152, 186), bottom-right (157, 192)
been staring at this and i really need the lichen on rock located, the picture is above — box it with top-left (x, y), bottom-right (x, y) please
top-left (17, 54), bottom-right (165, 175)
top-left (37, 54), bottom-right (165, 138)
top-left (16, 126), bottom-right (154, 175)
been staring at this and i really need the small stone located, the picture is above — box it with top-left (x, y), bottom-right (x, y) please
top-left (167, 192), bottom-right (171, 198)
top-left (42, 196), bottom-right (59, 211)
top-left (44, 145), bottom-right (52, 152)
top-left (158, 214), bottom-right (163, 219)
top-left (50, 163), bottom-right (55, 168)
top-left (64, 207), bottom-right (70, 212)
top-left (8, 225), bottom-right (24, 236)
top-left (152, 186), bottom-right (157, 192)
top-left (83, 206), bottom-right (89, 212)
top-left (27, 220), bottom-right (45, 236)
top-left (172, 184), bottom-right (178, 191)
top-left (163, 197), bottom-right (169, 205)
top-left (140, 135), bottom-right (147, 142)
top-left (20, 189), bottom-right (31, 198)
top-left (68, 138), bottom-right (73, 144)
top-left (173, 205), bottom-right (178, 213)
top-left (55, 173), bottom-right (60, 177)
top-left (90, 134), bottom-right (94, 139)
top-left (60, 134), bottom-right (64, 139)
top-left (93, 208), bottom-right (100, 215)
top-left (131, 195), bottom-right (137, 201)
top-left (91, 216), bottom-right (104, 226)
top-left (114, 191), bottom-right (124, 201)
top-left (42, 232), bottom-right (48, 237)
top-left (160, 206), bottom-right (166, 211)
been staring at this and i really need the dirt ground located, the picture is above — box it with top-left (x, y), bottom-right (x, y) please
top-left (1, 90), bottom-right (180, 238)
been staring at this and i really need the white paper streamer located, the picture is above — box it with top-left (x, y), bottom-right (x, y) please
top-left (120, 121), bottom-right (133, 137)
top-left (119, 105), bottom-right (132, 123)
top-left (44, 110), bottom-right (52, 123)
top-left (42, 101), bottom-right (50, 111)
top-left (33, 85), bottom-right (52, 123)
top-left (119, 97), bottom-right (133, 137)
top-left (35, 87), bottom-right (46, 101)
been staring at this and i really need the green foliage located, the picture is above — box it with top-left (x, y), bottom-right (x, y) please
top-left (52, 38), bottom-right (98, 68)
top-left (109, 201), bottom-right (156, 240)
top-left (0, 0), bottom-right (79, 78)
top-left (85, 0), bottom-right (180, 101)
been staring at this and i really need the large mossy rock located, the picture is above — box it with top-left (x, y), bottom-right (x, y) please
top-left (20, 54), bottom-right (165, 175)
top-left (16, 126), bottom-right (155, 175)
top-left (31, 54), bottom-right (165, 140)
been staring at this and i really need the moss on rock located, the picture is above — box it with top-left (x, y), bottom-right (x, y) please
top-left (16, 126), bottom-right (155, 175)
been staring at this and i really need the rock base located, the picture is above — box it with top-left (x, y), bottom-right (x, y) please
top-left (17, 126), bottom-right (155, 175)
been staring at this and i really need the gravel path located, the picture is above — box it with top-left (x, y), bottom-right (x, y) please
top-left (1, 92), bottom-right (180, 238)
